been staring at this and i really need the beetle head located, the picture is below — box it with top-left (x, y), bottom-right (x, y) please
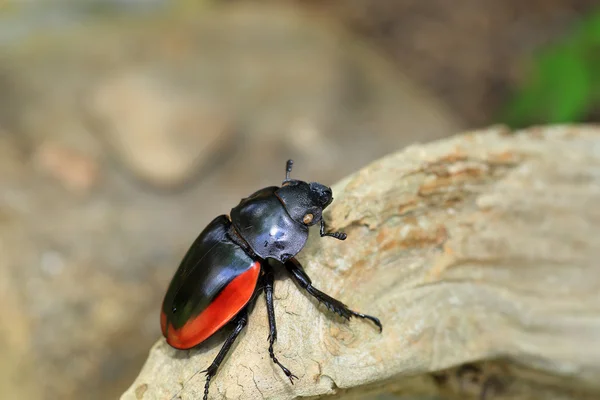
top-left (276, 179), bottom-right (332, 226)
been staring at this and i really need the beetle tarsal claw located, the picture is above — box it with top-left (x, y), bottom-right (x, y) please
top-left (287, 372), bottom-right (299, 384)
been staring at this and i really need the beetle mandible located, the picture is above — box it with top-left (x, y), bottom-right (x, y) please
top-left (161, 160), bottom-right (382, 400)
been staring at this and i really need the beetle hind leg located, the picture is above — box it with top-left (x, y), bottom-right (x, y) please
top-left (197, 310), bottom-right (249, 400)
top-left (285, 258), bottom-right (382, 332)
top-left (264, 263), bottom-right (298, 383)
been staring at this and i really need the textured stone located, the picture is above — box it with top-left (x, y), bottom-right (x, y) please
top-left (122, 125), bottom-right (600, 400)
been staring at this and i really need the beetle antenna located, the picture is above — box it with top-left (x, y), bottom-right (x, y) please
top-left (283, 159), bottom-right (294, 183)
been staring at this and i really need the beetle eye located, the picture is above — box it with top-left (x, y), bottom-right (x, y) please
top-left (302, 213), bottom-right (314, 225)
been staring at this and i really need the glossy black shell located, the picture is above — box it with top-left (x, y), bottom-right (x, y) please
top-left (230, 186), bottom-right (308, 263)
top-left (161, 215), bottom-right (256, 330)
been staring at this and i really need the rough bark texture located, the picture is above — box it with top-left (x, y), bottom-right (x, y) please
top-left (122, 125), bottom-right (600, 400)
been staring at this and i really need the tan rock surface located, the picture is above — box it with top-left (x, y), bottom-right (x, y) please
top-left (123, 125), bottom-right (600, 400)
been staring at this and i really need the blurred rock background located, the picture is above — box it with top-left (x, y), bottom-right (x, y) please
top-left (0, 1), bottom-right (597, 399)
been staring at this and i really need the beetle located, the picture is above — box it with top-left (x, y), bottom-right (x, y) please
top-left (161, 160), bottom-right (382, 400)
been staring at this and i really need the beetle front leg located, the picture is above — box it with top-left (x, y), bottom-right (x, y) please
top-left (320, 219), bottom-right (347, 240)
top-left (285, 258), bottom-right (382, 332)
top-left (200, 310), bottom-right (248, 400)
top-left (263, 263), bottom-right (298, 383)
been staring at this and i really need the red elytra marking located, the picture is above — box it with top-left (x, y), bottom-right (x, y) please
top-left (165, 261), bottom-right (260, 349)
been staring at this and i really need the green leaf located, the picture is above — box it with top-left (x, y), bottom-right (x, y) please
top-left (501, 9), bottom-right (600, 127)
top-left (538, 48), bottom-right (592, 123)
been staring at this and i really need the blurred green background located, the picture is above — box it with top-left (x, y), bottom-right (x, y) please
top-left (0, 1), bottom-right (598, 399)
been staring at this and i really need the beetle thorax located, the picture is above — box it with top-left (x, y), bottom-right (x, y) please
top-left (230, 186), bottom-right (310, 263)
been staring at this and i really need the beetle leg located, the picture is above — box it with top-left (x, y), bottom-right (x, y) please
top-left (319, 219), bottom-right (347, 240)
top-left (200, 310), bottom-right (248, 400)
top-left (285, 257), bottom-right (382, 332)
top-left (263, 263), bottom-right (299, 383)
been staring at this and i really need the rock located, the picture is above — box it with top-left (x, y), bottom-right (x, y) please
top-left (88, 70), bottom-right (234, 188)
top-left (33, 141), bottom-right (100, 194)
top-left (122, 125), bottom-right (600, 400)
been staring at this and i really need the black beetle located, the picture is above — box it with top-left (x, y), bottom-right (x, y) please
top-left (161, 160), bottom-right (382, 399)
